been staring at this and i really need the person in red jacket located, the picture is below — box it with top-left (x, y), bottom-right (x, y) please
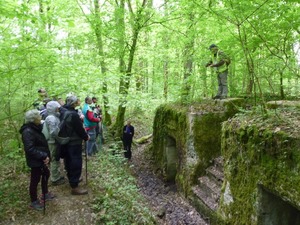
top-left (82, 96), bottom-right (101, 156)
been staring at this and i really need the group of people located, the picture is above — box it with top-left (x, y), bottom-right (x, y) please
top-left (20, 93), bottom-right (102, 211)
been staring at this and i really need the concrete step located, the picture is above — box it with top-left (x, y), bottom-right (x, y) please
top-left (213, 156), bottom-right (224, 171)
top-left (206, 165), bottom-right (224, 186)
top-left (198, 176), bottom-right (221, 200)
top-left (192, 185), bottom-right (219, 211)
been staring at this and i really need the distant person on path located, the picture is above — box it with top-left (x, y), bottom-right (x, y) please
top-left (122, 121), bottom-right (134, 160)
top-left (62, 95), bottom-right (89, 195)
top-left (206, 44), bottom-right (231, 99)
top-left (82, 97), bottom-right (101, 156)
top-left (44, 101), bottom-right (65, 186)
top-left (19, 109), bottom-right (55, 211)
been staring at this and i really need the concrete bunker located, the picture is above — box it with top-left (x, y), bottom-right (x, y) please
top-left (257, 185), bottom-right (300, 225)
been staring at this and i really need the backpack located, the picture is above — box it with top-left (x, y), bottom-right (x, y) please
top-left (55, 111), bottom-right (72, 145)
top-left (42, 121), bottom-right (50, 140)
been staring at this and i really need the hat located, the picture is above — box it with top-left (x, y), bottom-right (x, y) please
top-left (66, 95), bottom-right (78, 106)
top-left (209, 44), bottom-right (218, 50)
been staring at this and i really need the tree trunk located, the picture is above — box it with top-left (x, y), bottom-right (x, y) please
top-left (93, 0), bottom-right (112, 125)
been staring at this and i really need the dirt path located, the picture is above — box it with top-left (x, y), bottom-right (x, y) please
top-left (2, 142), bottom-right (208, 225)
top-left (131, 142), bottom-right (209, 225)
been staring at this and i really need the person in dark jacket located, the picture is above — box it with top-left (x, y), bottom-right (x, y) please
top-left (19, 109), bottom-right (55, 211)
top-left (122, 121), bottom-right (134, 160)
top-left (63, 95), bottom-right (90, 195)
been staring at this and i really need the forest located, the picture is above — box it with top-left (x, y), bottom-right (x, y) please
top-left (0, 0), bottom-right (299, 223)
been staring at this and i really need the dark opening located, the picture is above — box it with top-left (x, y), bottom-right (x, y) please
top-left (257, 185), bottom-right (300, 225)
top-left (165, 136), bottom-right (177, 182)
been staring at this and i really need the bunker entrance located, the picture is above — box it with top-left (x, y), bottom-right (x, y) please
top-left (257, 185), bottom-right (300, 225)
top-left (165, 136), bottom-right (178, 182)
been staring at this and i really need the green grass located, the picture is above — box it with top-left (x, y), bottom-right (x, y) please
top-left (89, 150), bottom-right (156, 225)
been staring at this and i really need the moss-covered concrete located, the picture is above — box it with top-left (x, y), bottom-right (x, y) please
top-left (220, 106), bottom-right (300, 224)
top-left (151, 98), bottom-right (244, 196)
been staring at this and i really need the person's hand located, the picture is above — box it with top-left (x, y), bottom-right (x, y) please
top-left (87, 135), bottom-right (90, 141)
top-left (43, 157), bottom-right (49, 165)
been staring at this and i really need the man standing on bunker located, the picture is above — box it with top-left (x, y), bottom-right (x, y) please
top-left (206, 44), bottom-right (231, 99)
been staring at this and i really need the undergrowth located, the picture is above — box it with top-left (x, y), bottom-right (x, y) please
top-left (0, 156), bottom-right (29, 220)
top-left (89, 149), bottom-right (156, 225)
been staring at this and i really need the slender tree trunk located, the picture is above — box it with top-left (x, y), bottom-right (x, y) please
top-left (163, 60), bottom-right (169, 100)
top-left (112, 0), bottom-right (148, 138)
top-left (181, 12), bottom-right (195, 103)
top-left (94, 0), bottom-right (112, 125)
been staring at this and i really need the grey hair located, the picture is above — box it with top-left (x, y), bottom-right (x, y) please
top-left (25, 109), bottom-right (41, 123)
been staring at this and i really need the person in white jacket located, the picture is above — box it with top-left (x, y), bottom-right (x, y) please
top-left (44, 101), bottom-right (65, 185)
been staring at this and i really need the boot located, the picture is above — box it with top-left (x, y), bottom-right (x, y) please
top-left (71, 187), bottom-right (88, 195)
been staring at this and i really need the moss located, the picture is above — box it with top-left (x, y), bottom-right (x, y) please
top-left (152, 103), bottom-right (188, 183)
top-left (221, 109), bottom-right (300, 224)
top-left (152, 100), bottom-right (244, 197)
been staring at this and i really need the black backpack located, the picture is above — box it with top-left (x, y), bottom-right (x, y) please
top-left (56, 111), bottom-right (72, 145)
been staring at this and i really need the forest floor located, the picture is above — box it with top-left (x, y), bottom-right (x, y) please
top-left (1, 140), bottom-right (208, 225)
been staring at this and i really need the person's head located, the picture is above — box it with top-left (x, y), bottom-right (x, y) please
top-left (209, 44), bottom-right (218, 54)
top-left (46, 101), bottom-right (61, 115)
top-left (66, 95), bottom-right (80, 108)
top-left (126, 120), bottom-right (131, 126)
top-left (57, 98), bottom-right (65, 106)
top-left (25, 109), bottom-right (42, 125)
top-left (38, 88), bottom-right (47, 98)
top-left (92, 97), bottom-right (97, 103)
top-left (85, 96), bottom-right (92, 104)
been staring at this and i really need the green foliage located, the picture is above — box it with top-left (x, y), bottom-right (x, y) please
top-left (89, 152), bottom-right (156, 225)
top-left (0, 158), bottom-right (29, 219)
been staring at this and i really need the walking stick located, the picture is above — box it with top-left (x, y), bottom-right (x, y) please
top-left (85, 141), bottom-right (88, 185)
top-left (41, 166), bottom-right (46, 215)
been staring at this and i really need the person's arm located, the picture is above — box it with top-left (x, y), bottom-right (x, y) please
top-left (71, 113), bottom-right (89, 141)
top-left (210, 60), bottom-right (225, 67)
top-left (206, 60), bottom-right (213, 67)
top-left (211, 51), bottom-right (228, 67)
top-left (22, 131), bottom-right (48, 160)
top-left (86, 110), bottom-right (100, 122)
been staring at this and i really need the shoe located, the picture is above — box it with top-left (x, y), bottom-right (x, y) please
top-left (30, 200), bottom-right (44, 211)
top-left (212, 95), bottom-right (221, 100)
top-left (40, 192), bottom-right (56, 201)
top-left (52, 177), bottom-right (65, 186)
top-left (71, 187), bottom-right (88, 195)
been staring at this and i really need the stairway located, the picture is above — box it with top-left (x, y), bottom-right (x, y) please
top-left (190, 156), bottom-right (225, 224)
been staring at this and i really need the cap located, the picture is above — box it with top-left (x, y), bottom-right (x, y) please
top-left (209, 44), bottom-right (218, 50)
top-left (66, 95), bottom-right (78, 106)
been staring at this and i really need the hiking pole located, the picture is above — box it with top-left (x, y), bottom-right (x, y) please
top-left (85, 140), bottom-right (88, 185)
top-left (41, 165), bottom-right (46, 215)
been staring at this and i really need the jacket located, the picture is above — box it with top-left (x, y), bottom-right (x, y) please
top-left (19, 123), bottom-right (50, 168)
top-left (82, 103), bottom-right (100, 130)
top-left (123, 125), bottom-right (134, 143)
top-left (45, 101), bottom-right (61, 144)
top-left (64, 107), bottom-right (89, 145)
top-left (211, 50), bottom-right (229, 73)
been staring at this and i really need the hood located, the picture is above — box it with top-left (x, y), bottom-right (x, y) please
top-left (46, 101), bottom-right (61, 115)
